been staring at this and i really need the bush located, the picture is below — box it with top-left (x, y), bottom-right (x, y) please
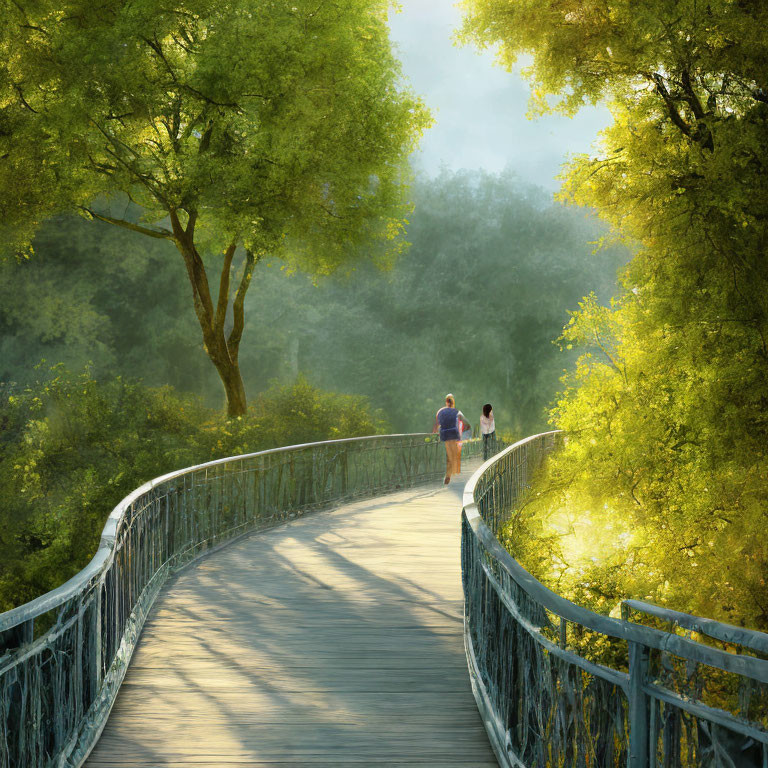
top-left (203, 374), bottom-right (389, 457)
top-left (504, 452), bottom-right (768, 633)
top-left (0, 367), bottom-right (387, 612)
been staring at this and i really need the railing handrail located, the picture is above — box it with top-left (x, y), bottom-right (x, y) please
top-left (462, 430), bottom-right (558, 506)
top-left (622, 598), bottom-right (768, 655)
top-left (0, 432), bottom-right (434, 632)
top-left (463, 431), bottom-right (768, 680)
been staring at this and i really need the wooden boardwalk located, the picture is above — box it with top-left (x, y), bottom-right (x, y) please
top-left (86, 466), bottom-right (497, 767)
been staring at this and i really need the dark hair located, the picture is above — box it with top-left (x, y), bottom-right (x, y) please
top-left (482, 403), bottom-right (492, 418)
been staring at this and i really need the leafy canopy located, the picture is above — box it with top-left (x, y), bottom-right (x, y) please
top-left (1, 0), bottom-right (429, 265)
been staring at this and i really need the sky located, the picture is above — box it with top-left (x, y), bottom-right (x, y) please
top-left (388, 0), bottom-right (612, 191)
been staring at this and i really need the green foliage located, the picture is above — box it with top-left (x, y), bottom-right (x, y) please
top-left (0, 368), bottom-right (201, 611)
top-left (2, 0), bottom-right (427, 259)
top-left (513, 285), bottom-right (768, 629)
top-left (0, 367), bottom-right (386, 612)
top-left (461, 0), bottom-right (768, 628)
top-left (0, 215), bottom-right (205, 390)
top-left (335, 170), bottom-right (625, 433)
top-left (202, 375), bottom-right (389, 458)
top-left (1, 0), bottom-right (429, 414)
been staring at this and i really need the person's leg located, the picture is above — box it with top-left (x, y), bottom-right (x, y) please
top-left (456, 441), bottom-right (462, 474)
top-left (444, 440), bottom-right (459, 482)
top-left (482, 433), bottom-right (489, 460)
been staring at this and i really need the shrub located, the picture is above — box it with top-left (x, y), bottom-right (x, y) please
top-left (0, 367), bottom-right (387, 611)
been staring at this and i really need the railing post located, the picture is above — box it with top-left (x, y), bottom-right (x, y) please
top-left (628, 640), bottom-right (650, 768)
top-left (341, 445), bottom-right (348, 497)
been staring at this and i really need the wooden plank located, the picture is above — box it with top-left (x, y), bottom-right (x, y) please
top-left (86, 466), bottom-right (497, 766)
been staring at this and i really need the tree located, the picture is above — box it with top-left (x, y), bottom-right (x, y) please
top-left (458, 0), bottom-right (768, 343)
top-left (0, 0), bottom-right (428, 415)
top-left (297, 170), bottom-right (625, 434)
top-left (459, 1), bottom-right (768, 625)
top-left (234, 169), bottom-right (626, 434)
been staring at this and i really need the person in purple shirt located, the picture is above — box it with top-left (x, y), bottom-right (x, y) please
top-left (433, 393), bottom-right (472, 484)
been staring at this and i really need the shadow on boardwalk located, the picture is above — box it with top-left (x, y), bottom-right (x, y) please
top-left (87, 468), bottom-right (497, 767)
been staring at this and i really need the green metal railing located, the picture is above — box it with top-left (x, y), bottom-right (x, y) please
top-left (462, 431), bottom-right (768, 768)
top-left (0, 433), bottom-right (481, 768)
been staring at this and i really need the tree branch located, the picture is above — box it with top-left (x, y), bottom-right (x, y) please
top-left (141, 35), bottom-right (247, 108)
top-left (169, 208), bottom-right (216, 335)
top-left (214, 240), bottom-right (238, 333)
top-left (198, 124), bottom-right (213, 154)
top-left (87, 117), bottom-right (170, 204)
top-left (319, 203), bottom-right (343, 219)
top-left (80, 207), bottom-right (173, 239)
top-left (681, 69), bottom-right (714, 150)
top-left (13, 84), bottom-right (38, 113)
top-left (228, 249), bottom-right (258, 356)
top-left (185, 209), bottom-right (198, 236)
top-left (649, 73), bottom-right (692, 137)
top-left (680, 69), bottom-right (706, 120)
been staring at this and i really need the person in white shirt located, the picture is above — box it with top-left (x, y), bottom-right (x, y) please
top-left (480, 403), bottom-right (496, 460)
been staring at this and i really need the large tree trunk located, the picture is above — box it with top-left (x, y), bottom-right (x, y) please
top-left (214, 356), bottom-right (248, 418)
top-left (169, 211), bottom-right (256, 418)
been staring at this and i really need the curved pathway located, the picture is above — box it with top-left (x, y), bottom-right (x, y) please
top-left (86, 466), bottom-right (497, 767)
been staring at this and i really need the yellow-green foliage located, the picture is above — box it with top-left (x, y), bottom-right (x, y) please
top-left (508, 291), bottom-right (768, 630)
top-left (0, 367), bottom-right (387, 612)
top-left (1, 0), bottom-right (429, 263)
top-left (461, 0), bottom-right (768, 629)
top-left (200, 375), bottom-right (389, 457)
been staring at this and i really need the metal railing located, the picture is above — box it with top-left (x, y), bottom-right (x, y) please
top-left (462, 431), bottom-right (768, 768)
top-left (0, 433), bottom-right (481, 768)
